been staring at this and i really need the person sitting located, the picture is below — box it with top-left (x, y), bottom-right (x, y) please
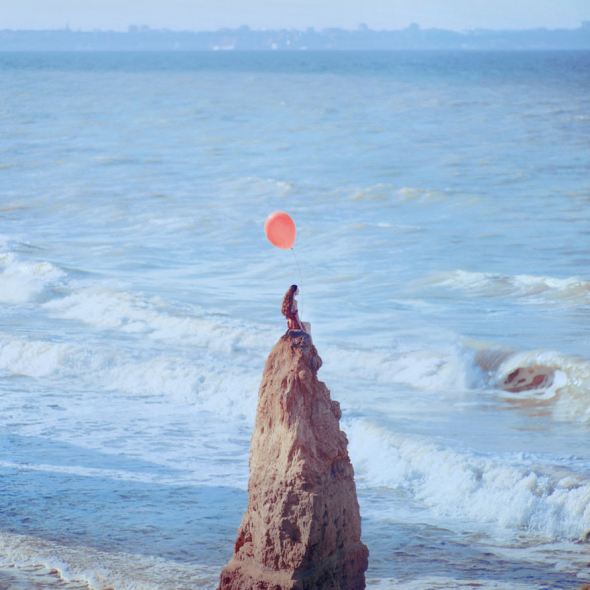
top-left (281, 285), bottom-right (310, 334)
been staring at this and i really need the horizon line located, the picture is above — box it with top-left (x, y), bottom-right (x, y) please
top-left (3, 22), bottom-right (590, 34)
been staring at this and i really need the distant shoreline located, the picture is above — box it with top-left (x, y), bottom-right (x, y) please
top-left (1, 24), bottom-right (589, 51)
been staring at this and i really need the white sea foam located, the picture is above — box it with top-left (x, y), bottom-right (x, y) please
top-left (8, 277), bottom-right (590, 422)
top-left (435, 270), bottom-right (590, 305)
top-left (43, 287), bottom-right (276, 353)
top-left (345, 418), bottom-right (590, 540)
top-left (0, 335), bottom-right (74, 378)
top-left (0, 253), bottom-right (65, 304)
top-left (370, 577), bottom-right (538, 590)
top-left (102, 355), bottom-right (259, 419)
top-left (0, 460), bottom-right (191, 485)
top-left (473, 345), bottom-right (590, 421)
top-left (495, 350), bottom-right (590, 422)
top-left (0, 532), bottom-right (219, 590)
top-left (0, 332), bottom-right (259, 420)
top-left (327, 338), bottom-right (590, 421)
top-left (323, 339), bottom-right (482, 394)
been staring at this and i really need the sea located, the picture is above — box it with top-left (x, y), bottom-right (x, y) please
top-left (0, 50), bottom-right (589, 590)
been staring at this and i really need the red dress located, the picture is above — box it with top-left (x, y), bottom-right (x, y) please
top-left (286, 305), bottom-right (306, 332)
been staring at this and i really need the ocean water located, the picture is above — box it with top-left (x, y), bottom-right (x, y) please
top-left (0, 50), bottom-right (589, 589)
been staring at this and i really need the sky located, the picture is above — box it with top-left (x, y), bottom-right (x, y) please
top-left (0, 0), bottom-right (588, 32)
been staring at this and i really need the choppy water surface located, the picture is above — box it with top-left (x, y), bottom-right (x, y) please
top-left (0, 51), bottom-right (589, 589)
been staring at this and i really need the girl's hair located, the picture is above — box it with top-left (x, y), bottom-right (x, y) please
top-left (281, 285), bottom-right (298, 317)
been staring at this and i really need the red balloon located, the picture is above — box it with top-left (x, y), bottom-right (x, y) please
top-left (264, 211), bottom-right (296, 249)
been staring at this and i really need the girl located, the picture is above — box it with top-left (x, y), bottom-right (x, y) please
top-left (281, 285), bottom-right (310, 333)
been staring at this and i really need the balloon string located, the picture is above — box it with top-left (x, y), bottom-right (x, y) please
top-left (291, 247), bottom-right (304, 317)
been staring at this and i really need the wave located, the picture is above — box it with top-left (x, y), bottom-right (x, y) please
top-left (0, 532), bottom-right (219, 590)
top-left (322, 340), bottom-right (479, 394)
top-left (0, 253), bottom-right (65, 304)
top-left (370, 578), bottom-right (537, 590)
top-left (345, 418), bottom-right (590, 540)
top-left (475, 347), bottom-right (590, 422)
top-left (1, 244), bottom-right (587, 422)
top-left (5, 279), bottom-right (590, 423)
top-left (0, 336), bottom-right (74, 378)
top-left (326, 339), bottom-right (590, 422)
top-left (0, 333), bottom-right (260, 421)
top-left (224, 176), bottom-right (294, 200)
top-left (323, 333), bottom-right (590, 423)
top-left (350, 183), bottom-right (443, 202)
top-left (43, 287), bottom-right (276, 354)
top-left (0, 239), bottom-right (276, 356)
top-left (433, 270), bottom-right (590, 305)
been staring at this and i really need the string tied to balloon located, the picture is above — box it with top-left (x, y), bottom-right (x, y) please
top-left (264, 211), bottom-right (304, 315)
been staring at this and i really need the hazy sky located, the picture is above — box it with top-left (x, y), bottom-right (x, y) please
top-left (1, 0), bottom-right (588, 32)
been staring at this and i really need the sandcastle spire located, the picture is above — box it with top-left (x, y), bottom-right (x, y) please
top-left (218, 330), bottom-right (369, 590)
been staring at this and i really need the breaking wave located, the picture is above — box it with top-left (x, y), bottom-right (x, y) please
top-left (346, 418), bottom-right (590, 540)
top-left (43, 287), bottom-right (276, 354)
top-left (0, 253), bottom-right (65, 304)
top-left (0, 532), bottom-right (219, 590)
top-left (433, 269), bottom-right (590, 305)
top-left (323, 341), bottom-right (479, 393)
top-left (0, 246), bottom-right (588, 423)
top-left (475, 347), bottom-right (590, 422)
top-left (0, 333), bottom-right (260, 420)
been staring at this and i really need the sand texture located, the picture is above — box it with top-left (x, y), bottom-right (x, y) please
top-left (217, 330), bottom-right (369, 590)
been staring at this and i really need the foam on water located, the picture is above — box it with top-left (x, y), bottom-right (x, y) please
top-left (44, 287), bottom-right (276, 354)
top-left (0, 564), bottom-right (90, 590)
top-left (476, 346), bottom-right (590, 422)
top-left (0, 335), bottom-right (73, 378)
top-left (326, 337), bottom-right (590, 422)
top-left (369, 578), bottom-right (538, 590)
top-left (346, 418), bottom-right (590, 540)
top-left (3, 271), bottom-right (590, 426)
top-left (0, 532), bottom-right (220, 590)
top-left (0, 332), bottom-right (260, 421)
top-left (0, 253), bottom-right (65, 304)
top-left (435, 269), bottom-right (590, 306)
top-left (322, 340), bottom-right (479, 393)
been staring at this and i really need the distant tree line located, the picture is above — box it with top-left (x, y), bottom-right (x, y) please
top-left (1, 23), bottom-right (590, 51)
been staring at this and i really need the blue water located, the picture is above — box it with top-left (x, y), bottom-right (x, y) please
top-left (0, 51), bottom-right (589, 590)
